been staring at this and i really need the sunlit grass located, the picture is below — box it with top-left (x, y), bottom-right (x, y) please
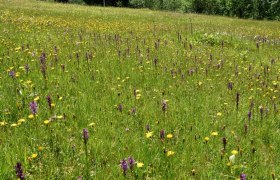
top-left (0, 0), bottom-right (280, 179)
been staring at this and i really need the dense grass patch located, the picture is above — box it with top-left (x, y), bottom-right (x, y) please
top-left (0, 0), bottom-right (280, 179)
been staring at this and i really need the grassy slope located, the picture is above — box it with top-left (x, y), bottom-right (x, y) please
top-left (0, 0), bottom-right (280, 179)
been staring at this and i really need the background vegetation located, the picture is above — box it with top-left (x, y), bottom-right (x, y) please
top-left (0, 0), bottom-right (280, 179)
top-left (54, 0), bottom-right (280, 20)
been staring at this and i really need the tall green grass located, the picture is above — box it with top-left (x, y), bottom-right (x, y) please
top-left (0, 0), bottom-right (280, 179)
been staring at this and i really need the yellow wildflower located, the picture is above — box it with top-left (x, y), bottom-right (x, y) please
top-left (34, 96), bottom-right (40, 101)
top-left (0, 121), bottom-right (7, 126)
top-left (38, 146), bottom-right (43, 151)
top-left (57, 115), bottom-right (63, 119)
top-left (137, 162), bottom-right (144, 168)
top-left (217, 112), bottom-right (222, 116)
top-left (136, 94), bottom-right (141, 99)
top-left (88, 122), bottom-right (95, 127)
top-left (166, 134), bottom-right (173, 139)
top-left (204, 137), bottom-right (210, 142)
top-left (28, 114), bottom-right (34, 119)
top-left (231, 150), bottom-right (238, 155)
top-left (167, 151), bottom-right (175, 157)
top-left (146, 131), bottom-right (153, 138)
top-left (44, 120), bottom-right (50, 125)
top-left (31, 154), bottom-right (38, 159)
top-left (18, 119), bottom-right (26, 123)
top-left (11, 123), bottom-right (18, 127)
top-left (211, 131), bottom-right (218, 136)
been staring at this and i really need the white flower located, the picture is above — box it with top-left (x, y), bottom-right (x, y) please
top-left (229, 154), bottom-right (235, 163)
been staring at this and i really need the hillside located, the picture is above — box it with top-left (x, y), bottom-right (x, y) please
top-left (0, 0), bottom-right (280, 179)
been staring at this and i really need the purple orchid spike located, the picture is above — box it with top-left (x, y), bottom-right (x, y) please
top-left (15, 162), bottom-right (25, 180)
top-left (120, 159), bottom-right (128, 176)
top-left (83, 128), bottom-right (89, 144)
top-left (29, 101), bottom-right (38, 115)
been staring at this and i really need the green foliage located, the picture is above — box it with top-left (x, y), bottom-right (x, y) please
top-left (48, 0), bottom-right (280, 20)
top-left (1, 0), bottom-right (280, 179)
top-left (128, 0), bottom-right (280, 20)
top-left (69, 0), bottom-right (85, 4)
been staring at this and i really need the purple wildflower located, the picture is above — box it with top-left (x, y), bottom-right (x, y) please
top-left (40, 52), bottom-right (46, 65)
top-left (46, 95), bottom-right (52, 110)
top-left (83, 128), bottom-right (89, 144)
top-left (160, 130), bottom-right (165, 139)
top-left (227, 82), bottom-right (233, 90)
top-left (29, 101), bottom-right (38, 115)
top-left (120, 159), bottom-right (128, 176)
top-left (127, 156), bottom-right (135, 170)
top-left (15, 162), bottom-right (25, 180)
top-left (25, 64), bottom-right (30, 73)
top-left (248, 111), bottom-right (252, 120)
top-left (240, 173), bottom-right (246, 180)
top-left (40, 52), bottom-right (47, 79)
top-left (9, 70), bottom-right (15, 78)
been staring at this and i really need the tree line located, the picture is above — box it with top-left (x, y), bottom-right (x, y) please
top-left (55, 0), bottom-right (280, 20)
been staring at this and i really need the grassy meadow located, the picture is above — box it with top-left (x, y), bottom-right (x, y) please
top-left (0, 0), bottom-right (280, 179)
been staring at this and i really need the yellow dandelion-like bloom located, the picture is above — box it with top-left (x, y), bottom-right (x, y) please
top-left (0, 121), bottom-right (7, 126)
top-left (59, 96), bottom-right (63, 100)
top-left (15, 72), bottom-right (20, 77)
top-left (136, 162), bottom-right (144, 168)
top-left (231, 150), bottom-right (238, 155)
top-left (204, 137), bottom-right (210, 142)
top-left (167, 151), bottom-right (175, 157)
top-left (211, 131), bottom-right (218, 136)
top-left (136, 94), bottom-right (141, 100)
top-left (44, 120), bottom-right (50, 125)
top-left (146, 131), bottom-right (153, 138)
top-left (38, 146), bottom-right (43, 151)
top-left (11, 123), bottom-right (18, 127)
top-left (28, 114), bottom-right (34, 119)
top-left (57, 115), bottom-right (63, 119)
top-left (88, 122), bottom-right (95, 127)
top-left (18, 119), bottom-right (26, 123)
top-left (34, 96), bottom-right (40, 101)
top-left (217, 112), bottom-right (222, 116)
top-left (51, 103), bottom-right (55, 108)
top-left (198, 81), bottom-right (203, 86)
top-left (31, 153), bottom-right (38, 159)
top-left (15, 47), bottom-right (21, 51)
top-left (166, 134), bottom-right (173, 139)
